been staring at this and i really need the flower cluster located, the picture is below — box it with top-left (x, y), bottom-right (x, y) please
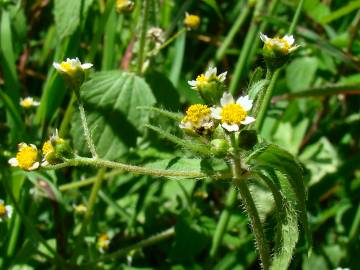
top-left (97, 233), bottom-right (111, 253)
top-left (20, 97), bottom-right (40, 109)
top-left (180, 67), bottom-right (255, 134)
top-left (8, 130), bottom-right (71, 171)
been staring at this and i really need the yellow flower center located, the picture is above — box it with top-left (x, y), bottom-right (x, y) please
top-left (59, 62), bottom-right (77, 75)
top-left (266, 38), bottom-right (290, 52)
top-left (184, 104), bottom-right (210, 125)
top-left (16, 146), bottom-right (38, 170)
top-left (21, 98), bottom-right (33, 108)
top-left (98, 234), bottom-right (110, 250)
top-left (0, 204), bottom-right (6, 217)
top-left (184, 14), bottom-right (200, 29)
top-left (42, 140), bottom-right (54, 156)
top-left (195, 74), bottom-right (208, 86)
top-left (221, 104), bottom-right (247, 125)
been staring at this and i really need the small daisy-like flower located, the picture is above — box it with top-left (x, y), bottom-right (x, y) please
top-left (211, 92), bottom-right (255, 132)
top-left (53, 58), bottom-right (93, 75)
top-left (41, 129), bottom-right (71, 166)
top-left (73, 204), bottom-right (87, 215)
top-left (97, 233), bottom-right (110, 253)
top-left (260, 33), bottom-right (299, 54)
top-left (0, 199), bottom-right (13, 221)
top-left (179, 104), bottom-right (214, 134)
top-left (20, 97), bottom-right (40, 109)
top-left (188, 67), bottom-right (227, 91)
top-left (184, 13), bottom-right (200, 30)
top-left (8, 143), bottom-right (40, 171)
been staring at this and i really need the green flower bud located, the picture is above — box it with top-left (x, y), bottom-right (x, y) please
top-left (211, 139), bottom-right (230, 157)
top-left (188, 67), bottom-right (227, 105)
top-left (42, 130), bottom-right (73, 166)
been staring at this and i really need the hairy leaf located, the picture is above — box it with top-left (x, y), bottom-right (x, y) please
top-left (71, 71), bottom-right (156, 159)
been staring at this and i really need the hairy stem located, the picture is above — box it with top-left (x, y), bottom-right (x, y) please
top-left (74, 88), bottom-right (98, 158)
top-left (59, 92), bottom-right (76, 137)
top-left (42, 156), bottom-right (212, 179)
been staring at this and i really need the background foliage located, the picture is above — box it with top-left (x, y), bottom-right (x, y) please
top-left (0, 0), bottom-right (360, 269)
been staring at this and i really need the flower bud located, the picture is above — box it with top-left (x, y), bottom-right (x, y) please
top-left (116, 0), bottom-right (134, 13)
top-left (260, 33), bottom-right (300, 71)
top-left (238, 130), bottom-right (257, 150)
top-left (53, 58), bottom-right (93, 89)
top-left (211, 139), bottom-right (229, 157)
top-left (184, 13), bottom-right (200, 30)
top-left (42, 130), bottom-right (73, 166)
top-left (188, 67), bottom-right (227, 105)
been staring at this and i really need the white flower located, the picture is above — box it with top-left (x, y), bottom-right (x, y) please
top-left (20, 97), bottom-right (40, 109)
top-left (188, 66), bottom-right (227, 90)
top-left (53, 58), bottom-right (93, 75)
top-left (8, 143), bottom-right (40, 171)
top-left (211, 92), bottom-right (255, 132)
top-left (260, 33), bottom-right (299, 53)
top-left (0, 199), bottom-right (13, 221)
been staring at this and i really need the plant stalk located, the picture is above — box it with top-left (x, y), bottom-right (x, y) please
top-left (137, 0), bottom-right (150, 74)
top-left (74, 88), bottom-right (98, 158)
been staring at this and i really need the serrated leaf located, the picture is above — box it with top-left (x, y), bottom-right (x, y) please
top-left (247, 143), bottom-right (311, 250)
top-left (54, 0), bottom-right (81, 39)
top-left (286, 57), bottom-right (318, 92)
top-left (71, 71), bottom-right (156, 159)
top-left (256, 171), bottom-right (299, 270)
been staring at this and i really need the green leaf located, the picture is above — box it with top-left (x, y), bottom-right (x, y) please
top-left (247, 143), bottom-right (311, 250)
top-left (71, 71), bottom-right (156, 159)
top-left (286, 57), bottom-right (318, 92)
top-left (256, 171), bottom-right (299, 270)
top-left (202, 0), bottom-right (222, 19)
top-left (54, 0), bottom-right (81, 39)
top-left (320, 0), bottom-right (360, 24)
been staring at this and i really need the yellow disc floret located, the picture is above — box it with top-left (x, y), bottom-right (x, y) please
top-left (184, 104), bottom-right (211, 126)
top-left (42, 140), bottom-right (54, 156)
top-left (21, 98), bottom-right (33, 108)
top-left (265, 37), bottom-right (290, 53)
top-left (15, 145), bottom-right (38, 170)
top-left (195, 74), bottom-right (208, 87)
top-left (59, 62), bottom-right (76, 75)
top-left (0, 203), bottom-right (6, 217)
top-left (184, 13), bottom-right (200, 29)
top-left (221, 104), bottom-right (247, 125)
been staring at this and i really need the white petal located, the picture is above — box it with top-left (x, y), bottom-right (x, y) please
top-left (81, 63), bottom-right (93, 69)
top-left (41, 160), bottom-right (49, 167)
top-left (8, 158), bottom-right (18, 167)
top-left (205, 67), bottom-right (217, 78)
top-left (5, 205), bottom-right (13, 218)
top-left (221, 123), bottom-right (239, 132)
top-left (220, 92), bottom-right (234, 106)
top-left (33, 101), bottom-right (40, 106)
top-left (210, 107), bottom-right (222, 119)
top-left (283, 35), bottom-right (294, 45)
top-left (236, 95), bottom-right (253, 111)
top-left (179, 121), bottom-right (192, 129)
top-left (188, 80), bottom-right (197, 87)
top-left (260, 33), bottom-right (269, 42)
top-left (218, 71), bottom-right (227, 82)
top-left (30, 144), bottom-right (38, 150)
top-left (29, 162), bottom-right (40, 171)
top-left (53, 62), bottom-right (61, 70)
top-left (289, 44), bottom-right (301, 52)
top-left (241, 116), bottom-right (256, 125)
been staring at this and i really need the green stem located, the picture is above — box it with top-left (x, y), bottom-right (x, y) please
top-left (227, 133), bottom-right (271, 269)
top-left (349, 203), bottom-right (360, 243)
top-left (288, 0), bottom-right (305, 35)
top-left (148, 28), bottom-right (186, 56)
top-left (254, 69), bottom-right (279, 131)
top-left (229, 0), bottom-right (265, 94)
top-left (79, 169), bottom-right (106, 235)
top-left (215, 1), bottom-right (252, 62)
top-left (137, 0), bottom-right (150, 74)
top-left (92, 227), bottom-right (175, 263)
top-left (74, 89), bottom-right (98, 158)
top-left (59, 93), bottom-right (76, 137)
top-left (209, 187), bottom-right (238, 258)
top-left (42, 156), bottom-right (212, 179)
